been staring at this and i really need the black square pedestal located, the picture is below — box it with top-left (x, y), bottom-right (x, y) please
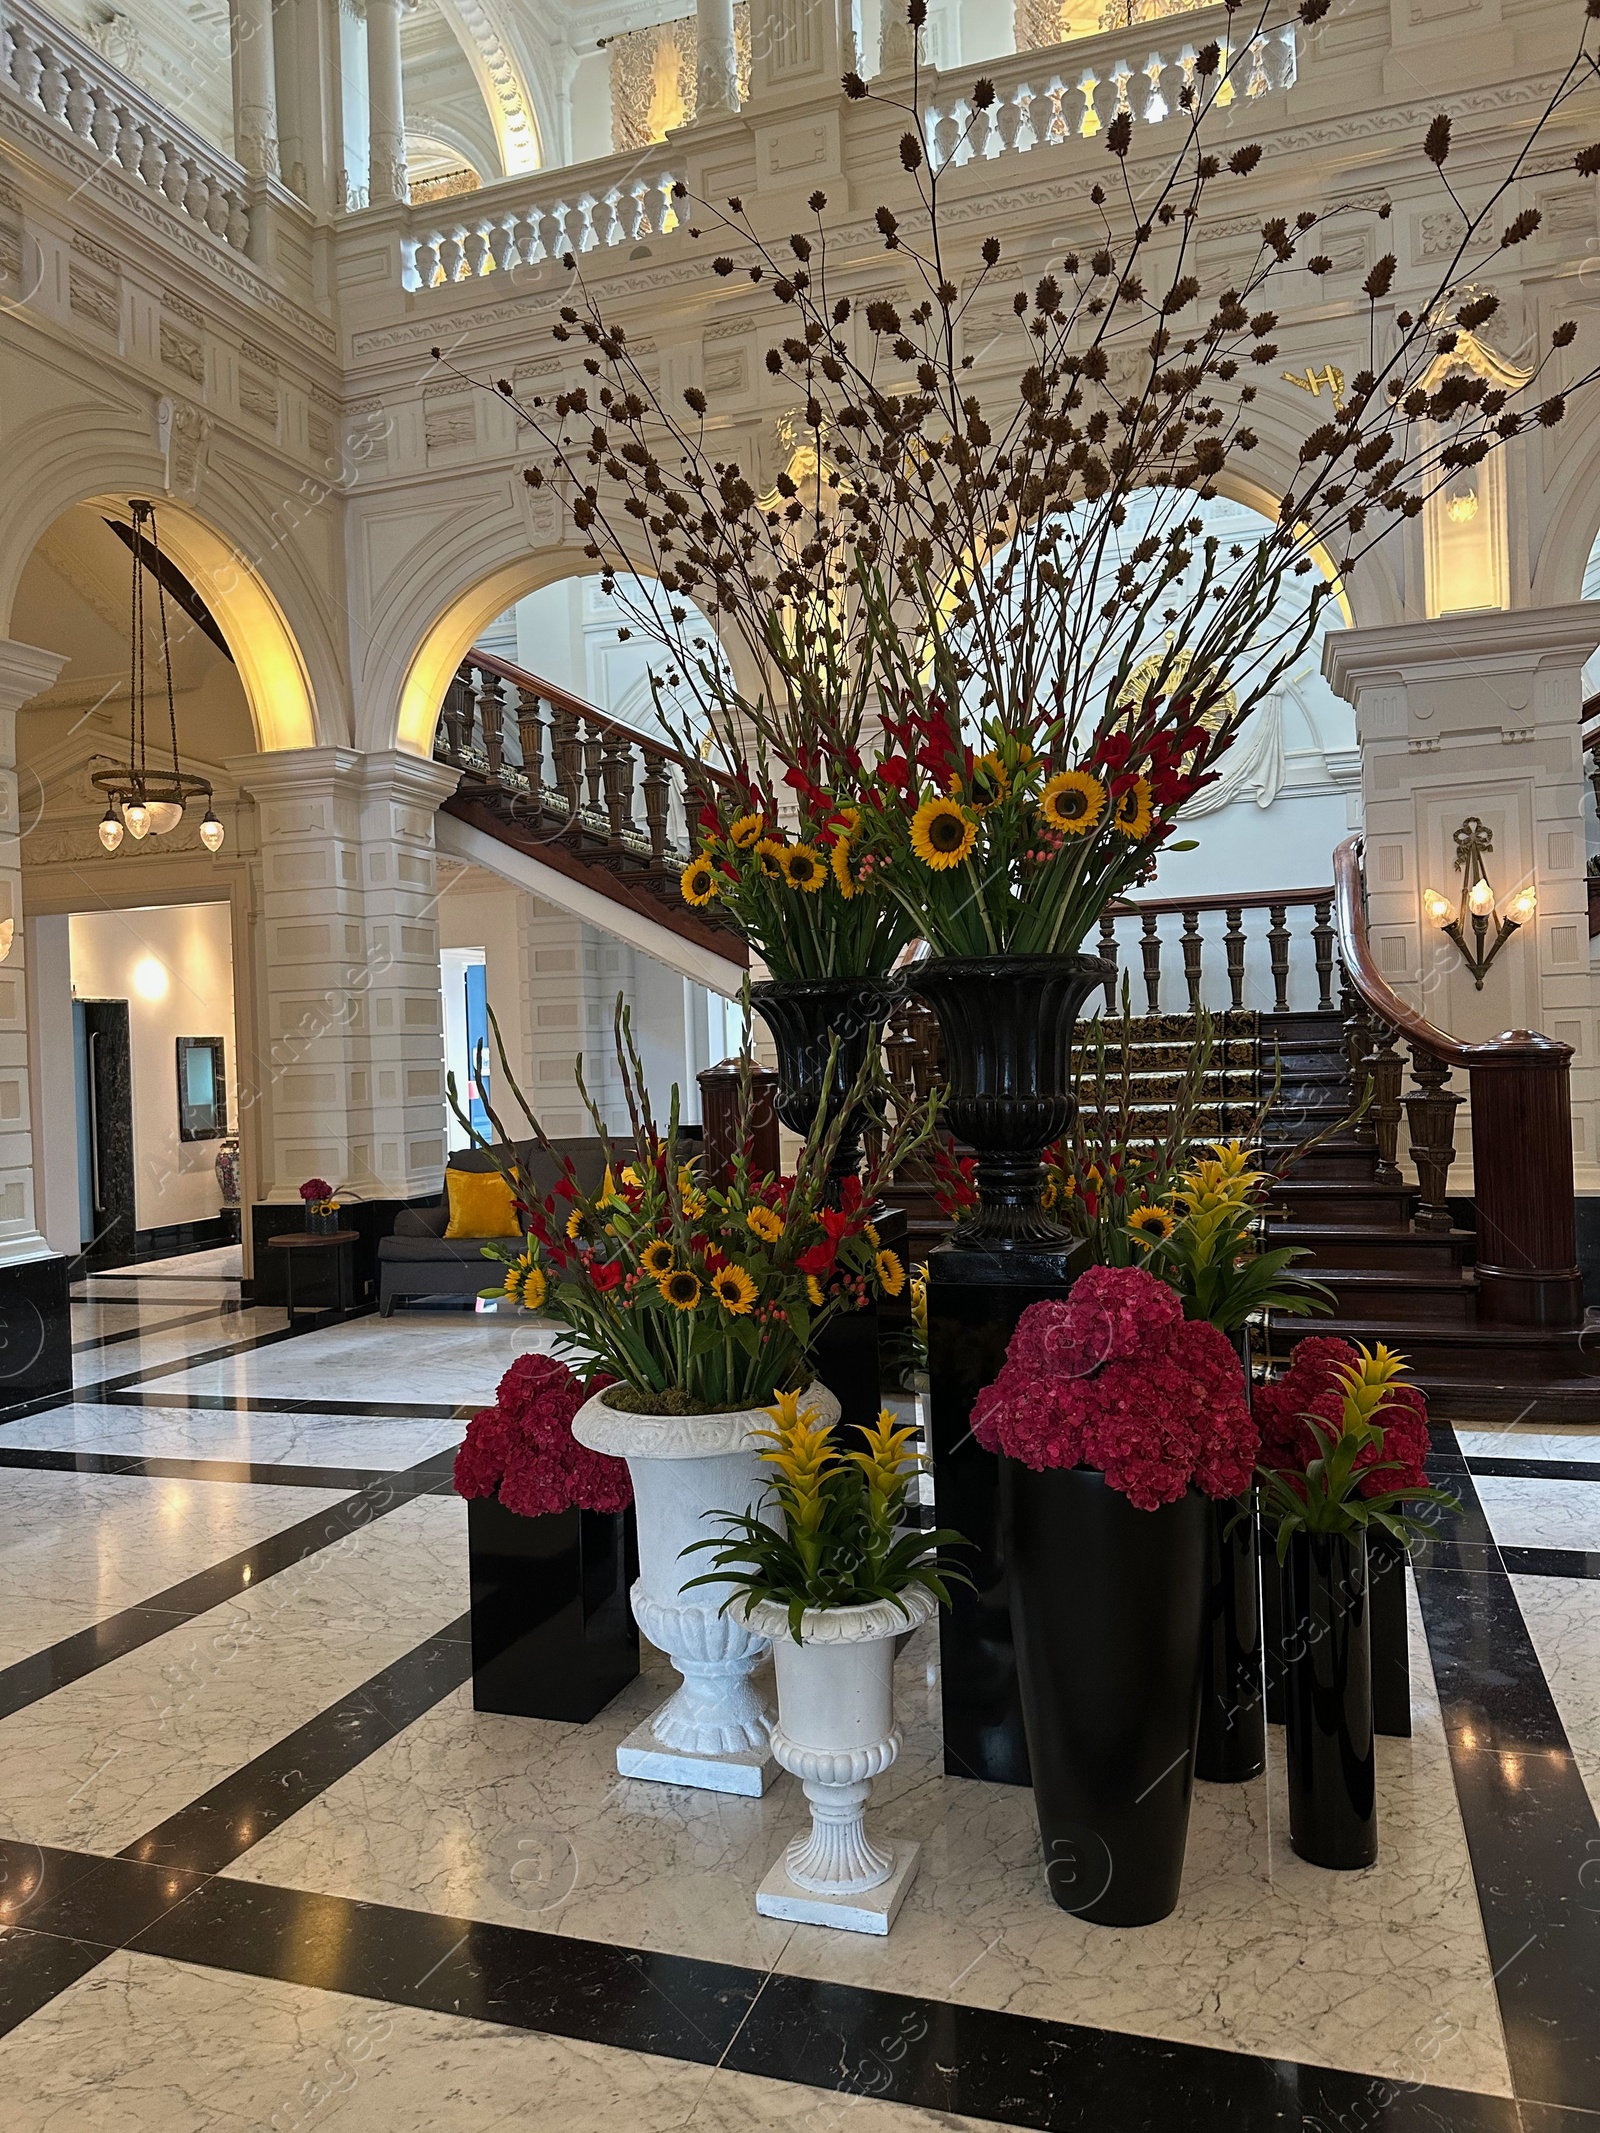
top-left (468, 1497), bottom-right (639, 1722)
top-left (0, 1253), bottom-right (71, 1404)
top-left (926, 1238), bottom-right (1082, 1785)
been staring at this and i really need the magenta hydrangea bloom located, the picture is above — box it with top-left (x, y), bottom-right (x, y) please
top-left (454, 1351), bottom-right (631, 1517)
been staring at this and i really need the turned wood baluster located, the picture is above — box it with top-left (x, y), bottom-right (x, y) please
top-left (1267, 903), bottom-right (1291, 1013)
top-left (439, 672), bottom-right (471, 761)
top-left (581, 719), bottom-right (606, 814)
top-left (1365, 1022), bottom-right (1405, 1187)
top-left (602, 733), bottom-right (636, 842)
top-left (641, 758), bottom-right (672, 865)
top-left (551, 706), bottom-right (582, 818)
top-left (1180, 906), bottom-right (1204, 1013)
top-left (1223, 907), bottom-right (1247, 1011)
top-left (1097, 913), bottom-right (1119, 1010)
top-left (478, 671), bottom-right (506, 781)
top-left (1140, 912), bottom-right (1162, 1015)
top-left (1405, 1047), bottom-right (1460, 1234)
top-left (1342, 970), bottom-right (1374, 1085)
top-left (1312, 897), bottom-right (1336, 1013)
top-left (514, 688), bottom-right (546, 793)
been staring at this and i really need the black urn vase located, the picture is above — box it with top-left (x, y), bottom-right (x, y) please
top-left (750, 975), bottom-right (903, 1186)
top-left (1195, 1494), bottom-right (1266, 1782)
top-left (468, 1496), bottom-right (639, 1722)
top-left (1280, 1527), bottom-right (1378, 1869)
top-left (1001, 1460), bottom-right (1209, 1926)
top-left (907, 954), bottom-right (1109, 1246)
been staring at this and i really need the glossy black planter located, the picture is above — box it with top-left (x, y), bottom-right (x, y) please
top-left (1196, 1494), bottom-right (1266, 1782)
top-left (468, 1496), bottom-right (639, 1722)
top-left (1369, 1526), bottom-right (1411, 1738)
top-left (1002, 1461), bottom-right (1209, 1925)
top-left (750, 975), bottom-right (902, 1188)
top-left (907, 954), bottom-right (1108, 1246)
top-left (1280, 1528), bottom-right (1378, 1869)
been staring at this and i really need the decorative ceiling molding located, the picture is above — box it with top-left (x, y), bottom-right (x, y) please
top-left (436, 0), bottom-right (543, 175)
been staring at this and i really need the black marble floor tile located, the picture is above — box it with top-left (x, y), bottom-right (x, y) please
top-left (1467, 1458), bottom-right (1600, 1482)
top-left (0, 1446), bottom-right (392, 1490)
top-left (1517, 2104), bottom-right (1600, 2133)
top-left (0, 1928), bottom-right (109, 2038)
top-left (1500, 1547), bottom-right (1600, 1581)
top-left (26, 1856), bottom-right (205, 1948)
top-left (131, 1880), bottom-right (760, 2064)
top-left (0, 1840), bottom-right (100, 1930)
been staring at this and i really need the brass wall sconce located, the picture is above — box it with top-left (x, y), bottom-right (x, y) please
top-left (1421, 817), bottom-right (1535, 990)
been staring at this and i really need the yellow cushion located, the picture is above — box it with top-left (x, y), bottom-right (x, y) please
top-left (444, 1168), bottom-right (522, 1240)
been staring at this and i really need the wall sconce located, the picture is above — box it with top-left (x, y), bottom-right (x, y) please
top-left (0, 919), bottom-right (12, 962)
top-left (1422, 816), bottom-right (1535, 990)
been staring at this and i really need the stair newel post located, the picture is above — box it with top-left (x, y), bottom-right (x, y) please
top-left (479, 670), bottom-right (506, 783)
top-left (602, 732), bottom-right (637, 844)
top-left (1181, 906), bottom-right (1204, 1013)
top-left (1312, 898), bottom-right (1336, 1013)
top-left (1097, 912), bottom-right (1120, 1009)
top-left (1140, 911), bottom-right (1162, 1014)
top-left (1267, 903), bottom-right (1292, 1014)
top-left (1223, 907), bottom-right (1247, 1010)
top-left (1464, 1034), bottom-right (1583, 1326)
top-left (551, 705), bottom-right (582, 821)
top-left (1365, 1024), bottom-right (1404, 1187)
top-left (514, 688), bottom-right (547, 794)
top-left (581, 718), bottom-right (606, 815)
top-left (1404, 1045), bottom-right (1459, 1234)
top-left (642, 756), bottom-right (672, 866)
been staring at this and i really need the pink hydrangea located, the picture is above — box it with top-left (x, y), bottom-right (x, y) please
top-left (1253, 1336), bottom-right (1429, 1498)
top-left (971, 1266), bottom-right (1255, 1510)
top-left (454, 1352), bottom-right (631, 1518)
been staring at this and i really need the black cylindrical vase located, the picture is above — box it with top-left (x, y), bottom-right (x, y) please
top-left (1281, 1527), bottom-right (1377, 1869)
top-left (750, 975), bottom-right (902, 1187)
top-left (1196, 1494), bottom-right (1266, 1782)
top-left (1001, 1461), bottom-right (1209, 1925)
top-left (907, 954), bottom-right (1110, 1247)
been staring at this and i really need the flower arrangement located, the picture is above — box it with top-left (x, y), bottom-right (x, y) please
top-left (684, 1391), bottom-right (968, 1642)
top-left (454, 1351), bottom-right (630, 1519)
top-left (436, 0), bottom-right (1600, 967)
top-left (456, 1001), bottom-right (933, 1414)
top-left (972, 1264), bottom-right (1256, 1510)
top-left (1254, 1339), bottom-right (1453, 1554)
top-left (298, 1176), bottom-right (338, 1217)
top-left (1144, 1141), bottom-right (1332, 1332)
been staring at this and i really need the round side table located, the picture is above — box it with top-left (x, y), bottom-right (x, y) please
top-left (268, 1228), bottom-right (361, 1328)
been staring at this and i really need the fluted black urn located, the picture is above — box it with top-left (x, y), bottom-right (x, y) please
top-left (750, 975), bottom-right (903, 1187)
top-left (907, 953), bottom-right (1110, 1246)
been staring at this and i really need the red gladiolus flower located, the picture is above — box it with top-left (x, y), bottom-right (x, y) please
top-left (588, 1259), bottom-right (624, 1292)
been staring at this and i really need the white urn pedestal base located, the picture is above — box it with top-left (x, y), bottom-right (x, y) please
top-left (756, 1839), bottom-right (921, 1934)
top-left (617, 1715), bottom-right (776, 1797)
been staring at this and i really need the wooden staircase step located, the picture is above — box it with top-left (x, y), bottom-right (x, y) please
top-left (1286, 1267), bottom-right (1474, 1323)
top-left (1269, 1179), bottom-right (1415, 1226)
top-left (1267, 1222), bottom-right (1473, 1272)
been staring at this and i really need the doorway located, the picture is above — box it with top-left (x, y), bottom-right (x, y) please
top-left (75, 998), bottom-right (135, 1263)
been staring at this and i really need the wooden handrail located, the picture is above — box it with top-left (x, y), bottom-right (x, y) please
top-left (1332, 837), bottom-right (1471, 1066)
top-left (1113, 885), bottom-right (1333, 919)
top-left (462, 647), bottom-right (731, 787)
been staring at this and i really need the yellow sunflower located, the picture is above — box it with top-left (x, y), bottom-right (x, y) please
top-left (909, 796), bottom-right (977, 871)
top-left (657, 1268), bottom-right (702, 1311)
top-left (680, 1188), bottom-right (707, 1220)
top-left (875, 1249), bottom-right (906, 1297)
top-left (753, 837), bottom-right (786, 880)
top-left (746, 1204), bottom-right (783, 1244)
top-left (1127, 1205), bottom-right (1176, 1245)
top-left (712, 1264), bottom-right (759, 1315)
top-left (518, 1263), bottom-right (548, 1309)
top-left (974, 750), bottom-right (1011, 800)
top-left (566, 1206), bottom-right (589, 1241)
top-left (805, 1274), bottom-right (826, 1307)
top-left (728, 812), bottom-right (764, 849)
top-left (1039, 770), bottom-right (1106, 836)
top-left (830, 836), bottom-right (858, 900)
top-left (778, 843), bottom-right (827, 893)
top-left (830, 806), bottom-right (861, 838)
top-left (640, 1239), bottom-right (676, 1277)
top-left (681, 855), bottom-right (719, 907)
top-left (1114, 776), bottom-right (1154, 839)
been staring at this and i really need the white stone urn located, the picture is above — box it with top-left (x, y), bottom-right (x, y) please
top-left (744, 1583), bottom-right (937, 1933)
top-left (571, 1381), bottom-right (840, 1797)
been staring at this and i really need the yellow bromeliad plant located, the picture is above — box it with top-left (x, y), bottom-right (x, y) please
top-left (684, 1393), bottom-right (969, 1643)
top-left (1139, 1138), bottom-right (1332, 1334)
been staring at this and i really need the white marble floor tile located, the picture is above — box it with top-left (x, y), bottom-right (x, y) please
top-left (223, 1579), bottom-right (1508, 2097)
top-left (69, 1302), bottom-right (223, 1347)
top-left (127, 1245), bottom-right (243, 1280)
top-left (0, 1401), bottom-right (463, 1472)
top-left (1455, 1427), bottom-right (1600, 1463)
top-left (0, 1594), bottom-right (117, 1673)
top-left (0, 1469), bottom-right (351, 1621)
top-left (1511, 1572), bottom-right (1600, 1821)
top-left (1472, 1475), bottom-right (1600, 1551)
top-left (68, 1309), bottom-right (287, 1388)
top-left (149, 1312), bottom-right (562, 1408)
top-left (0, 1495), bottom-right (467, 1855)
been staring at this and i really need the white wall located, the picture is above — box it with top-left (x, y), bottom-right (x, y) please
top-left (68, 903), bottom-right (238, 1234)
top-left (25, 912), bottom-right (81, 1259)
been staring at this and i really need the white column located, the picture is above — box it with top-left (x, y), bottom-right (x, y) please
top-left (364, 0), bottom-right (409, 207)
top-left (230, 0), bottom-right (281, 177)
top-left (697, 0), bottom-right (740, 116)
top-left (0, 640), bottom-right (68, 1267)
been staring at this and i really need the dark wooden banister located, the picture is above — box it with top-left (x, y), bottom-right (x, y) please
top-left (1332, 834), bottom-right (1582, 1329)
top-left (462, 646), bottom-right (729, 787)
top-left (1112, 885), bottom-right (1333, 918)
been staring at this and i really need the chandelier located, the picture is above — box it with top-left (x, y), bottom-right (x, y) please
top-left (94, 501), bottom-right (224, 854)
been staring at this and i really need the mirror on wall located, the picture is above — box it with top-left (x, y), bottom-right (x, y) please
top-left (176, 1036), bottom-right (227, 1142)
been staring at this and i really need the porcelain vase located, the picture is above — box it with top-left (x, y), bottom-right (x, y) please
top-left (571, 1382), bottom-right (840, 1796)
top-left (744, 1584), bottom-right (936, 1935)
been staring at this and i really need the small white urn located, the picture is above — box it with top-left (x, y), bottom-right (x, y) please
top-left (571, 1382), bottom-right (840, 1797)
top-left (744, 1583), bottom-right (936, 1934)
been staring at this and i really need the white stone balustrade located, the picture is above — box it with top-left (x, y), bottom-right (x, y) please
top-left (0, 0), bottom-right (250, 253)
top-left (403, 165), bottom-right (685, 290)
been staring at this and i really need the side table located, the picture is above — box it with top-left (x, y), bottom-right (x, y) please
top-left (267, 1229), bottom-right (361, 1329)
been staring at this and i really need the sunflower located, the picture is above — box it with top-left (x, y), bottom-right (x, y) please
top-left (973, 750), bottom-right (1011, 801)
top-left (518, 1263), bottom-right (548, 1310)
top-left (875, 1249), bottom-right (906, 1297)
top-left (681, 855), bottom-right (719, 907)
top-left (1039, 769), bottom-right (1106, 835)
top-left (681, 1188), bottom-right (707, 1220)
top-left (753, 837), bottom-right (786, 879)
top-left (746, 1204), bottom-right (783, 1244)
top-left (778, 843), bottom-right (827, 893)
top-left (830, 805), bottom-right (861, 838)
top-left (639, 1239), bottom-right (676, 1277)
top-left (728, 812), bottom-right (764, 849)
top-left (909, 796), bottom-right (977, 871)
top-left (1127, 1205), bottom-right (1176, 1244)
top-left (829, 836), bottom-right (858, 900)
top-left (566, 1206), bottom-right (589, 1241)
top-left (1114, 776), bottom-right (1154, 839)
top-left (805, 1273), bottom-right (826, 1307)
top-left (713, 1264), bottom-right (759, 1315)
top-left (657, 1268), bottom-right (702, 1311)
